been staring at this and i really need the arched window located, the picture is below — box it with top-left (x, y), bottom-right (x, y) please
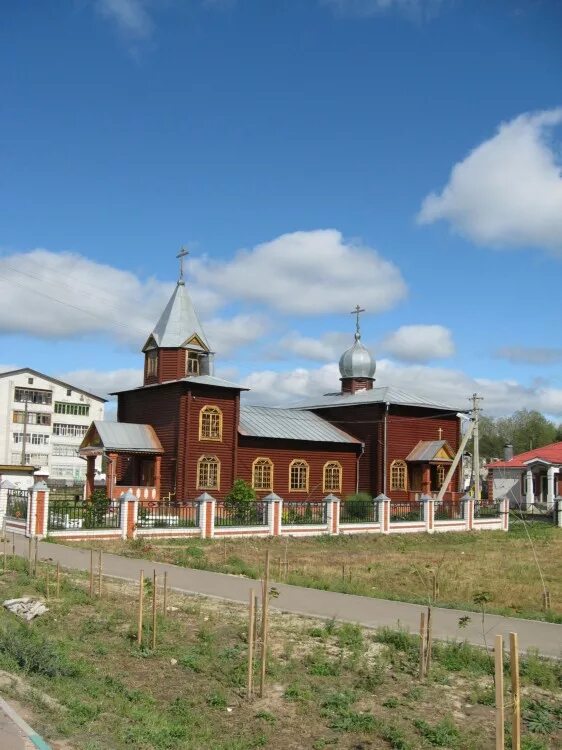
top-left (323, 461), bottom-right (342, 493)
top-left (436, 464), bottom-right (447, 489)
top-left (199, 406), bottom-right (222, 441)
top-left (197, 455), bottom-right (220, 490)
top-left (390, 460), bottom-right (407, 491)
top-left (146, 350), bottom-right (158, 377)
top-left (289, 459), bottom-right (309, 492)
top-left (252, 457), bottom-right (273, 491)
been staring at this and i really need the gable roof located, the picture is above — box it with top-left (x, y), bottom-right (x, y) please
top-left (487, 441), bottom-right (562, 469)
top-left (239, 405), bottom-right (360, 444)
top-left (0, 368), bottom-right (106, 402)
top-left (293, 385), bottom-right (461, 412)
top-left (80, 421), bottom-right (163, 454)
top-left (406, 440), bottom-right (455, 463)
top-left (110, 374), bottom-right (248, 396)
top-left (143, 282), bottom-right (210, 351)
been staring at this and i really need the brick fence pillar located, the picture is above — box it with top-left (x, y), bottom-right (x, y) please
top-left (263, 492), bottom-right (282, 536)
top-left (120, 490), bottom-right (137, 540)
top-left (500, 497), bottom-right (509, 531)
top-left (28, 481), bottom-right (49, 538)
top-left (323, 494), bottom-right (340, 535)
top-left (196, 492), bottom-right (216, 539)
top-left (461, 493), bottom-right (473, 531)
top-left (421, 493), bottom-right (433, 533)
top-left (375, 493), bottom-right (390, 534)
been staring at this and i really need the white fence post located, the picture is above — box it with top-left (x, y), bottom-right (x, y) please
top-left (420, 493), bottom-right (433, 533)
top-left (196, 492), bottom-right (216, 539)
top-left (375, 493), bottom-right (390, 534)
top-left (323, 494), bottom-right (340, 535)
top-left (263, 492), bottom-right (282, 536)
top-left (461, 493), bottom-right (473, 531)
top-left (500, 496), bottom-right (509, 531)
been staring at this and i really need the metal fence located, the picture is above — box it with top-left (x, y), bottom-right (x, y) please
top-left (282, 500), bottom-right (327, 525)
top-left (340, 499), bottom-right (378, 524)
top-left (214, 501), bottom-right (268, 527)
top-left (48, 486), bottom-right (84, 504)
top-left (48, 501), bottom-right (121, 531)
top-left (6, 489), bottom-right (29, 520)
top-left (137, 501), bottom-right (199, 528)
top-left (389, 501), bottom-right (423, 523)
top-left (509, 502), bottom-right (556, 525)
top-left (474, 501), bottom-right (501, 518)
top-left (434, 500), bottom-right (464, 521)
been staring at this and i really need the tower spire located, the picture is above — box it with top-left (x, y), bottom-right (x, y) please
top-left (176, 246), bottom-right (189, 285)
top-left (350, 305), bottom-right (365, 340)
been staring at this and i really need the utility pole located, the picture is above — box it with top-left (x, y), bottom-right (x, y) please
top-left (470, 393), bottom-right (483, 502)
top-left (20, 398), bottom-right (30, 466)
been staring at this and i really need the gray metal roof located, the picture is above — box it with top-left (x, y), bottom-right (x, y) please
top-left (239, 405), bottom-right (360, 444)
top-left (406, 440), bottom-right (453, 462)
top-left (0, 368), bottom-right (107, 402)
top-left (293, 385), bottom-right (462, 412)
top-left (80, 421), bottom-right (163, 453)
top-left (143, 282), bottom-right (210, 351)
top-left (110, 374), bottom-right (248, 395)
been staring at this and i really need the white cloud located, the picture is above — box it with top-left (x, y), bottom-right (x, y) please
top-left (495, 346), bottom-right (562, 365)
top-left (56, 367), bottom-right (143, 401)
top-left (381, 324), bottom-right (454, 362)
top-left (322, 0), bottom-right (446, 20)
top-left (239, 359), bottom-right (562, 417)
top-left (417, 108), bottom-right (562, 253)
top-left (279, 331), bottom-right (351, 362)
top-left (190, 229), bottom-right (407, 315)
top-left (206, 314), bottom-right (270, 355)
top-left (95, 0), bottom-right (153, 39)
top-left (0, 249), bottom-right (219, 346)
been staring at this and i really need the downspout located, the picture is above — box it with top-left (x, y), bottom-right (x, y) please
top-left (356, 442), bottom-right (365, 493)
top-left (383, 402), bottom-right (389, 496)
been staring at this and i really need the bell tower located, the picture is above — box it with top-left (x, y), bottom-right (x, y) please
top-left (142, 248), bottom-right (214, 385)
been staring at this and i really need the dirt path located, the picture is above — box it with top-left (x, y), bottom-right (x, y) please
top-left (15, 537), bottom-right (562, 659)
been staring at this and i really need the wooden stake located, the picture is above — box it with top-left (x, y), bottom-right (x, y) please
top-left (425, 606), bottom-right (433, 673)
top-left (510, 632), bottom-right (521, 750)
top-left (56, 562), bottom-right (61, 599)
top-left (495, 634), bottom-right (505, 750)
top-left (542, 590), bottom-right (550, 611)
top-left (247, 588), bottom-right (255, 699)
top-left (89, 549), bottom-right (94, 598)
top-left (97, 549), bottom-right (102, 598)
top-left (45, 566), bottom-right (49, 600)
top-left (162, 571), bottom-right (168, 617)
top-left (28, 537), bottom-right (33, 575)
top-left (151, 570), bottom-right (157, 650)
top-left (12, 532), bottom-right (15, 558)
top-left (252, 593), bottom-right (258, 652)
top-left (137, 569), bottom-right (144, 646)
top-left (419, 611), bottom-right (426, 680)
top-left (33, 537), bottom-right (38, 577)
top-left (2, 526), bottom-right (6, 571)
top-left (341, 563), bottom-right (345, 582)
top-left (259, 550), bottom-right (270, 697)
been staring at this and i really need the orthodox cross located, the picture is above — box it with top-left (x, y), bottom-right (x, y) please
top-left (438, 427), bottom-right (443, 440)
top-left (350, 305), bottom-right (365, 337)
top-left (176, 246), bottom-right (189, 282)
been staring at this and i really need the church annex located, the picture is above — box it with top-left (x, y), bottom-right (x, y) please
top-left (80, 264), bottom-right (463, 503)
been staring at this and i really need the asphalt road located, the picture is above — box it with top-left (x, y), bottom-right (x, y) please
top-left (12, 536), bottom-right (562, 659)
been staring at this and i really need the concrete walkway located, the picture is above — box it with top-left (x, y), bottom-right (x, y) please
top-left (14, 537), bottom-right (562, 659)
top-left (0, 697), bottom-right (49, 749)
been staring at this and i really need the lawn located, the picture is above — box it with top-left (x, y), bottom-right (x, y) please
top-left (0, 556), bottom-right (560, 750)
top-left (63, 521), bottom-right (562, 623)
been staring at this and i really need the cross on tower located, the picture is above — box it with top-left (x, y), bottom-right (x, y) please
top-left (350, 305), bottom-right (365, 337)
top-left (176, 246), bottom-right (189, 283)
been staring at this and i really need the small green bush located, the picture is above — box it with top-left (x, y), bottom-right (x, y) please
top-left (0, 621), bottom-right (77, 678)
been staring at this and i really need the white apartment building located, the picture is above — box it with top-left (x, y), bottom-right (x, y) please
top-left (0, 368), bottom-right (105, 482)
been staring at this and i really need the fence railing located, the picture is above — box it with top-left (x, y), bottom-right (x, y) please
top-left (47, 501), bottom-right (121, 531)
top-left (282, 500), bottom-right (327, 525)
top-left (214, 501), bottom-right (268, 527)
top-left (48, 486), bottom-right (84, 504)
top-left (6, 489), bottom-right (29, 520)
top-left (389, 501), bottom-right (423, 523)
top-left (137, 501), bottom-right (199, 528)
top-left (508, 502), bottom-right (555, 525)
top-left (434, 500), bottom-right (464, 521)
top-left (474, 501), bottom-right (501, 518)
top-left (340, 499), bottom-right (378, 524)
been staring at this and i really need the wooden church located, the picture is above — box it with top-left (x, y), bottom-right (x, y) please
top-left (80, 263), bottom-right (463, 503)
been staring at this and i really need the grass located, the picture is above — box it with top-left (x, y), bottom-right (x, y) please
top-left (61, 521), bottom-right (562, 622)
top-left (0, 553), bottom-right (560, 750)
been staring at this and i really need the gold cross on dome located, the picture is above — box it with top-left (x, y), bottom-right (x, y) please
top-left (176, 246), bottom-right (189, 282)
top-left (350, 305), bottom-right (365, 336)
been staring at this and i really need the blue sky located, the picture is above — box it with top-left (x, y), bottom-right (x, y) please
top-left (1, 0), bottom-right (562, 417)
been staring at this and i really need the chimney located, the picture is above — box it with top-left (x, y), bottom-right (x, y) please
top-left (504, 444), bottom-right (514, 462)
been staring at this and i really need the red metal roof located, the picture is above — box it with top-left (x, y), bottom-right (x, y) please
top-left (487, 441), bottom-right (562, 469)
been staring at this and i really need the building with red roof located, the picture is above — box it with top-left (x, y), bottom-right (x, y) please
top-left (487, 442), bottom-right (562, 508)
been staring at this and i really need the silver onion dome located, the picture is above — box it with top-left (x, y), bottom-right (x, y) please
top-left (339, 333), bottom-right (376, 379)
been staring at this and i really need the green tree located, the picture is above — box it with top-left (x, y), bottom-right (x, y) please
top-left (497, 409), bottom-right (556, 455)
